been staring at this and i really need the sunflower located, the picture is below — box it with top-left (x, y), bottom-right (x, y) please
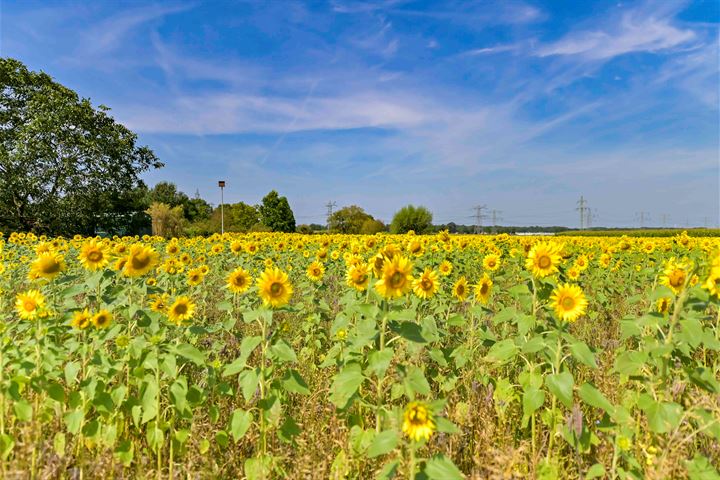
top-left (166, 242), bottom-right (180, 256)
top-left (92, 309), bottom-right (113, 329)
top-left (257, 267), bottom-right (293, 308)
top-left (227, 267), bottom-right (252, 294)
top-left (78, 240), bottom-right (110, 271)
top-left (230, 241), bottom-right (244, 254)
top-left (374, 255), bottom-right (414, 299)
top-left (346, 263), bottom-right (370, 291)
top-left (452, 276), bottom-right (469, 302)
top-left (474, 274), bottom-right (493, 304)
top-left (525, 242), bottom-right (562, 278)
top-left (483, 254), bottom-right (501, 272)
top-left (656, 297), bottom-right (672, 315)
top-left (407, 240), bottom-right (424, 257)
top-left (187, 267), bottom-right (205, 286)
top-left (703, 267), bottom-right (720, 297)
top-left (438, 260), bottom-right (453, 276)
top-left (549, 283), bottom-right (588, 322)
top-left (412, 268), bottom-right (439, 299)
top-left (306, 261), bottom-right (325, 282)
top-left (574, 254), bottom-right (589, 271)
top-left (660, 259), bottom-right (689, 294)
top-left (598, 253), bottom-right (611, 268)
top-left (123, 244), bottom-right (159, 277)
top-left (15, 290), bottom-right (46, 320)
top-left (71, 308), bottom-right (92, 329)
top-left (150, 293), bottom-right (170, 313)
top-left (30, 252), bottom-right (66, 280)
top-left (167, 296), bottom-right (196, 325)
top-left (402, 401), bottom-right (435, 442)
top-left (567, 267), bottom-right (580, 281)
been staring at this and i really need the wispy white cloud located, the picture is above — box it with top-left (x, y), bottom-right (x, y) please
top-left (536, 8), bottom-right (696, 60)
top-left (80, 3), bottom-right (194, 56)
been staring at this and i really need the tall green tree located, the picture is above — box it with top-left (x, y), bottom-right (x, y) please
top-left (328, 205), bottom-right (374, 234)
top-left (258, 190), bottom-right (296, 233)
top-left (390, 205), bottom-right (433, 234)
top-left (0, 58), bottom-right (162, 235)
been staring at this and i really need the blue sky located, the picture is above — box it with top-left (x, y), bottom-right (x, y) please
top-left (3, 0), bottom-right (718, 227)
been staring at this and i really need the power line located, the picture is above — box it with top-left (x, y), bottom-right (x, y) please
top-left (635, 211), bottom-right (650, 228)
top-left (576, 196), bottom-right (589, 230)
top-left (472, 205), bottom-right (488, 234)
top-left (325, 201), bottom-right (337, 229)
top-left (491, 209), bottom-right (502, 234)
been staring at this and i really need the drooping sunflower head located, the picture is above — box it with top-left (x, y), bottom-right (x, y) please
top-left (150, 293), bottom-right (170, 313)
top-left (452, 276), bottom-right (469, 302)
top-left (474, 274), bottom-right (493, 304)
top-left (167, 296), bottom-right (196, 325)
top-left (78, 240), bottom-right (110, 271)
top-left (92, 309), bottom-right (113, 329)
top-left (257, 267), bottom-right (293, 308)
top-left (346, 263), bottom-right (370, 291)
top-left (374, 255), bottom-right (414, 299)
top-left (412, 268), bottom-right (439, 300)
top-left (525, 242), bottom-right (561, 278)
top-left (656, 297), bottom-right (672, 315)
top-left (123, 244), bottom-right (159, 277)
top-left (30, 252), bottom-right (66, 280)
top-left (402, 401), bottom-right (435, 443)
top-left (71, 308), bottom-right (92, 329)
top-left (660, 258), bottom-right (689, 294)
top-left (550, 283), bottom-right (588, 323)
top-left (482, 254), bottom-right (501, 272)
top-left (15, 290), bottom-right (46, 320)
top-left (227, 267), bottom-right (252, 294)
top-left (306, 261), bottom-right (325, 282)
top-left (187, 267), bottom-right (205, 286)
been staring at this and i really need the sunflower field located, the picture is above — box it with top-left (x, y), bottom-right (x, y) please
top-left (0, 230), bottom-right (718, 479)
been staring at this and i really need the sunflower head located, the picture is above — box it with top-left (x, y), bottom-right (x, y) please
top-left (187, 267), bottom-right (205, 286)
top-left (703, 267), bottom-right (720, 297)
top-left (474, 274), bottom-right (493, 304)
top-left (452, 276), bottom-right (469, 302)
top-left (402, 401), bottom-right (435, 443)
top-left (167, 296), bottom-right (196, 325)
top-left (15, 290), bottom-right (46, 320)
top-left (150, 293), bottom-right (170, 313)
top-left (525, 242), bottom-right (561, 278)
top-left (79, 240), bottom-right (109, 271)
top-left (550, 283), bottom-right (588, 323)
top-left (374, 255), bottom-right (414, 299)
top-left (306, 261), bottom-right (325, 282)
top-left (660, 259), bottom-right (690, 294)
top-left (123, 244), bottom-right (159, 277)
top-left (71, 308), bottom-right (92, 329)
top-left (412, 268), bottom-right (439, 299)
top-left (257, 267), bottom-right (293, 308)
top-left (346, 263), bottom-right (370, 291)
top-left (483, 254), bottom-right (501, 272)
top-left (92, 309), bottom-right (113, 329)
top-left (30, 252), bottom-right (66, 280)
top-left (656, 297), bottom-right (672, 315)
top-left (438, 260), bottom-right (453, 276)
top-left (227, 267), bottom-right (252, 294)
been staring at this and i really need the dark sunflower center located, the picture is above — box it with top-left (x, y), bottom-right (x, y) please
top-left (87, 251), bottom-right (103, 262)
top-left (561, 297), bottom-right (575, 309)
top-left (131, 253), bottom-right (150, 270)
top-left (270, 282), bottom-right (283, 296)
top-left (421, 279), bottom-right (432, 290)
top-left (538, 255), bottom-right (551, 269)
top-left (389, 271), bottom-right (405, 288)
top-left (174, 304), bottom-right (188, 315)
top-left (480, 284), bottom-right (489, 295)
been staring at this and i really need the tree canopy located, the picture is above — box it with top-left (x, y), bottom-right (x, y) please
top-left (0, 58), bottom-right (163, 235)
top-left (258, 190), bottom-right (296, 233)
top-left (390, 205), bottom-right (433, 234)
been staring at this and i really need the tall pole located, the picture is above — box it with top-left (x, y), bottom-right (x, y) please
top-left (218, 180), bottom-right (226, 235)
top-left (473, 205), bottom-right (487, 234)
top-left (576, 196), bottom-right (588, 230)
